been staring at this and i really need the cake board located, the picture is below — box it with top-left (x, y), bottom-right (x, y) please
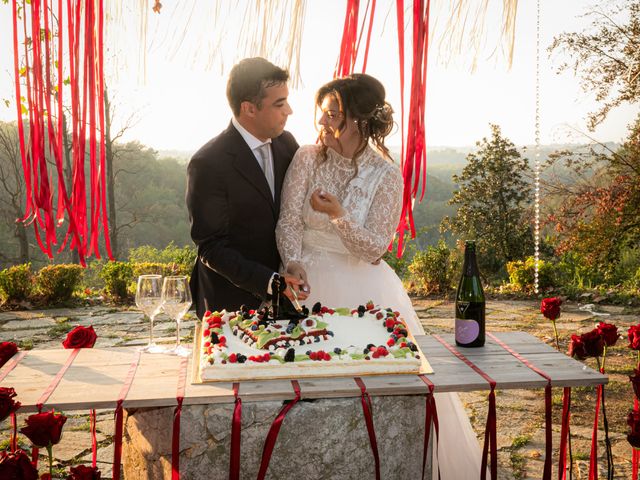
top-left (191, 322), bottom-right (433, 384)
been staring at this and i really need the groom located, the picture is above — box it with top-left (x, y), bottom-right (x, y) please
top-left (186, 57), bottom-right (306, 319)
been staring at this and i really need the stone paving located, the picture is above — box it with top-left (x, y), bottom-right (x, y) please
top-left (0, 299), bottom-right (637, 478)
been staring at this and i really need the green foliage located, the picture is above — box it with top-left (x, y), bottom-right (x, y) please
top-left (0, 263), bottom-right (34, 303)
top-left (553, 251), bottom-right (604, 289)
top-left (408, 241), bottom-right (459, 294)
top-left (128, 242), bottom-right (195, 276)
top-left (441, 124), bottom-right (533, 274)
top-left (36, 264), bottom-right (83, 303)
top-left (132, 262), bottom-right (177, 277)
top-left (506, 257), bottom-right (555, 292)
top-left (613, 247), bottom-right (640, 285)
top-left (100, 261), bottom-right (134, 299)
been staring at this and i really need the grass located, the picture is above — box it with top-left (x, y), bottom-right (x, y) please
top-left (47, 320), bottom-right (71, 338)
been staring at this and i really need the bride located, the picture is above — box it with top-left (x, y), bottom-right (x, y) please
top-left (276, 73), bottom-right (483, 478)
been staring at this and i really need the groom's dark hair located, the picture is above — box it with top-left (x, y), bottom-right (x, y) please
top-left (227, 57), bottom-right (289, 117)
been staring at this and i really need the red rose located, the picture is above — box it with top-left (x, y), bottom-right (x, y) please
top-left (62, 326), bottom-right (97, 349)
top-left (629, 410), bottom-right (640, 448)
top-left (20, 410), bottom-right (67, 447)
top-left (67, 465), bottom-right (101, 480)
top-left (581, 329), bottom-right (605, 358)
top-left (0, 386), bottom-right (21, 422)
top-left (0, 341), bottom-right (18, 368)
top-left (629, 325), bottom-right (640, 350)
top-left (631, 369), bottom-right (640, 401)
top-left (540, 297), bottom-right (562, 321)
top-left (41, 474), bottom-right (52, 480)
top-left (568, 334), bottom-right (587, 359)
top-left (597, 322), bottom-right (619, 347)
top-left (569, 329), bottom-right (605, 359)
top-left (0, 449), bottom-right (39, 480)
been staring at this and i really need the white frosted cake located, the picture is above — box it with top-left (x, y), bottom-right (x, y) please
top-left (195, 302), bottom-right (429, 382)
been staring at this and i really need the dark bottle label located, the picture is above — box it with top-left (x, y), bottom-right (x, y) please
top-left (455, 301), bottom-right (485, 346)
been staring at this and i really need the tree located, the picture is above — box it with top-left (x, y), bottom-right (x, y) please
top-left (0, 122), bottom-right (29, 263)
top-left (441, 124), bottom-right (533, 273)
top-left (549, 1), bottom-right (640, 129)
top-left (544, 115), bottom-right (640, 281)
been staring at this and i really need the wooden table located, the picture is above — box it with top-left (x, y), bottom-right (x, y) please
top-left (1, 331), bottom-right (606, 412)
top-left (1, 331), bottom-right (607, 479)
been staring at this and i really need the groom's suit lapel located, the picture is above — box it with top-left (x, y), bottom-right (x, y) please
top-left (227, 124), bottom-right (277, 217)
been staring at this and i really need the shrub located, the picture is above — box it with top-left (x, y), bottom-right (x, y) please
top-left (613, 247), bottom-right (640, 285)
top-left (408, 241), bottom-right (457, 294)
top-left (0, 263), bottom-right (34, 303)
top-left (36, 264), bottom-right (84, 303)
top-left (132, 262), bottom-right (175, 277)
top-left (506, 257), bottom-right (555, 291)
top-left (100, 261), bottom-right (134, 299)
top-left (128, 243), bottom-right (195, 276)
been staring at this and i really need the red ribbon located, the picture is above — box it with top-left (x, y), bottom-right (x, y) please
top-left (589, 384), bottom-right (602, 480)
top-left (36, 348), bottom-right (80, 410)
top-left (172, 357), bottom-right (188, 480)
top-left (558, 387), bottom-right (572, 480)
top-left (256, 380), bottom-right (301, 480)
top-left (487, 333), bottom-right (552, 480)
top-left (634, 397), bottom-right (639, 479)
top-left (229, 382), bottom-right (242, 480)
top-left (91, 409), bottom-right (97, 468)
top-left (112, 351), bottom-right (141, 480)
top-left (354, 377), bottom-right (381, 480)
top-left (0, 351), bottom-right (27, 382)
top-left (418, 374), bottom-right (440, 480)
top-left (11, 412), bottom-right (18, 451)
top-left (433, 335), bottom-right (497, 480)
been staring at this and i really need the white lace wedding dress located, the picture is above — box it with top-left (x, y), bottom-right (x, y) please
top-left (276, 144), bottom-right (484, 479)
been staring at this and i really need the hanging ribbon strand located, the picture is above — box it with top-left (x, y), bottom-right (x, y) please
top-left (11, 0), bottom-right (113, 264)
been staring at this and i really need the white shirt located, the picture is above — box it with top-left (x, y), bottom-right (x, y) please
top-left (231, 117), bottom-right (272, 170)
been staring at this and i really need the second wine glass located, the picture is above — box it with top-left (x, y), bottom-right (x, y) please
top-left (161, 275), bottom-right (192, 356)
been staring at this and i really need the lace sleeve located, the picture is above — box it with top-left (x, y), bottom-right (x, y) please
top-left (331, 163), bottom-right (403, 263)
top-left (276, 145), bottom-right (316, 269)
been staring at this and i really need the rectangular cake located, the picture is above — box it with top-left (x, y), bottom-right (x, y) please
top-left (193, 302), bottom-right (431, 382)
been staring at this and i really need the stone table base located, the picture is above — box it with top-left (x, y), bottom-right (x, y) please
top-left (123, 395), bottom-right (427, 479)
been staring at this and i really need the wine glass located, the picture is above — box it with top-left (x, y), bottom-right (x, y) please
top-left (161, 276), bottom-right (192, 356)
top-left (135, 274), bottom-right (164, 353)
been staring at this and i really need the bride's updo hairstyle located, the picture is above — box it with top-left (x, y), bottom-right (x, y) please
top-left (315, 73), bottom-right (394, 162)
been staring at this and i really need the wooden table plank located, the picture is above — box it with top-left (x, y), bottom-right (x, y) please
top-left (0, 330), bottom-right (608, 412)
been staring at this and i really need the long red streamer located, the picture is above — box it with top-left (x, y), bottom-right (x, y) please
top-left (112, 351), bottom-right (141, 480)
top-left (354, 377), bottom-right (381, 480)
top-left (11, 0), bottom-right (111, 263)
top-left (256, 380), bottom-right (301, 480)
top-left (0, 351), bottom-right (27, 382)
top-left (418, 374), bottom-right (440, 480)
top-left (558, 387), bottom-right (572, 480)
top-left (229, 382), bottom-right (242, 480)
top-left (487, 332), bottom-right (553, 480)
top-left (433, 334), bottom-right (497, 480)
top-left (171, 357), bottom-right (188, 480)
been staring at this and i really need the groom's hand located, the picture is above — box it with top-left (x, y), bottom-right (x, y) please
top-left (283, 262), bottom-right (310, 301)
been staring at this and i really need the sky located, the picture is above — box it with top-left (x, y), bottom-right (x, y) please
top-left (0, 0), bottom-right (636, 152)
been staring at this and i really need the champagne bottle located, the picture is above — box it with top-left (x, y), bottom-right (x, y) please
top-left (455, 240), bottom-right (485, 347)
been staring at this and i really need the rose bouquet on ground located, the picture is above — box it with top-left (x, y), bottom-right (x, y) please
top-left (627, 324), bottom-right (640, 477)
top-left (569, 322), bottom-right (618, 480)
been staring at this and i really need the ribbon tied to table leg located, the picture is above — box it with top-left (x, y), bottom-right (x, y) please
top-left (432, 335), bottom-right (497, 480)
top-left (486, 332), bottom-right (553, 480)
top-left (418, 374), bottom-right (441, 480)
top-left (229, 382), bottom-right (242, 480)
top-left (112, 351), bottom-right (141, 480)
top-left (354, 376), bottom-right (381, 480)
top-left (172, 357), bottom-right (189, 480)
top-left (256, 379), bottom-right (301, 480)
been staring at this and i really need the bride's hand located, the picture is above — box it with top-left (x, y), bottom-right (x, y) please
top-left (310, 189), bottom-right (346, 220)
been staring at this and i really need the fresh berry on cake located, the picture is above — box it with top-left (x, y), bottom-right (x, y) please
top-left (195, 302), bottom-right (428, 382)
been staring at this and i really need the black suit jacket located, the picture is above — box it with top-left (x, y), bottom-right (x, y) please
top-left (186, 122), bottom-right (299, 318)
